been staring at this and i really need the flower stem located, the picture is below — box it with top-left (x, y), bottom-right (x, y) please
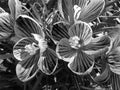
top-left (73, 74), bottom-right (81, 90)
top-left (32, 73), bottom-right (44, 90)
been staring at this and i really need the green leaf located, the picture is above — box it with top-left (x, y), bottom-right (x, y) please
top-left (58, 0), bottom-right (74, 24)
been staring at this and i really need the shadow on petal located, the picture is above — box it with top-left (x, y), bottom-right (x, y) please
top-left (68, 51), bottom-right (94, 75)
top-left (38, 48), bottom-right (58, 75)
top-left (16, 50), bottom-right (40, 82)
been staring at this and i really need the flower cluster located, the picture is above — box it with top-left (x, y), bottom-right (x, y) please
top-left (1, 0), bottom-right (120, 86)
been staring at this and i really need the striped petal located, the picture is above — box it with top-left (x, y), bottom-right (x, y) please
top-left (110, 73), bottom-right (120, 90)
top-left (68, 21), bottom-right (92, 45)
top-left (108, 35), bottom-right (120, 52)
top-left (13, 37), bottom-right (39, 61)
top-left (68, 50), bottom-right (94, 75)
top-left (0, 13), bottom-right (13, 37)
top-left (16, 50), bottom-right (40, 82)
top-left (52, 22), bottom-right (69, 43)
top-left (15, 15), bottom-right (44, 38)
top-left (58, 0), bottom-right (74, 24)
top-left (72, 0), bottom-right (87, 8)
top-left (108, 46), bottom-right (120, 75)
top-left (78, 0), bottom-right (105, 23)
top-left (83, 35), bottom-right (110, 51)
top-left (38, 48), bottom-right (58, 75)
top-left (56, 38), bottom-right (77, 62)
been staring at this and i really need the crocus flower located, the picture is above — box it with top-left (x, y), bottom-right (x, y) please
top-left (13, 15), bottom-right (58, 82)
top-left (107, 35), bottom-right (120, 75)
top-left (58, 0), bottom-right (105, 24)
top-left (93, 35), bottom-right (120, 90)
top-left (56, 21), bottom-right (110, 75)
top-left (52, 0), bottom-right (105, 43)
top-left (94, 35), bottom-right (120, 78)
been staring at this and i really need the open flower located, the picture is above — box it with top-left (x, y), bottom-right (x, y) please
top-left (52, 0), bottom-right (105, 43)
top-left (92, 35), bottom-right (120, 90)
top-left (56, 21), bottom-right (110, 75)
top-left (13, 15), bottom-right (58, 82)
top-left (107, 35), bottom-right (120, 75)
top-left (58, 0), bottom-right (105, 24)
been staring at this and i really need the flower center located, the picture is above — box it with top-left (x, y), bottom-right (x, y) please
top-left (32, 33), bottom-right (48, 53)
top-left (24, 43), bottom-right (39, 55)
top-left (69, 36), bottom-right (82, 49)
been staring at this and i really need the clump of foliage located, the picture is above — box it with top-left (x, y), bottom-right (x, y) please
top-left (0, 0), bottom-right (120, 90)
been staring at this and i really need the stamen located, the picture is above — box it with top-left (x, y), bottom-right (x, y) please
top-left (24, 43), bottom-right (39, 55)
top-left (69, 36), bottom-right (81, 49)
